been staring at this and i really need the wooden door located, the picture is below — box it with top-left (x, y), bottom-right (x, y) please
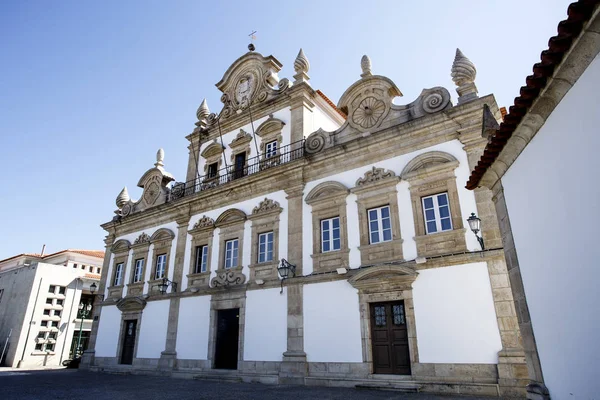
top-left (370, 301), bottom-right (411, 375)
top-left (120, 319), bottom-right (137, 365)
top-left (214, 308), bottom-right (239, 369)
top-left (233, 153), bottom-right (246, 179)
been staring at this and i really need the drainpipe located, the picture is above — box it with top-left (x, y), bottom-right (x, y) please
top-left (59, 278), bottom-right (80, 365)
top-left (17, 277), bottom-right (43, 368)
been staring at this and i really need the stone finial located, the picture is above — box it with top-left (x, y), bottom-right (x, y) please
top-left (293, 48), bottom-right (310, 84)
top-left (196, 98), bottom-right (210, 121)
top-left (155, 148), bottom-right (164, 168)
top-left (451, 48), bottom-right (478, 104)
top-left (116, 186), bottom-right (130, 208)
top-left (361, 55), bottom-right (372, 78)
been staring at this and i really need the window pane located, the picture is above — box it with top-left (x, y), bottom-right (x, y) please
top-left (374, 306), bottom-right (386, 326)
top-left (333, 238), bottom-right (341, 250)
top-left (437, 193), bottom-right (448, 206)
top-left (441, 218), bottom-right (452, 231)
top-left (368, 209), bottom-right (378, 221)
top-left (332, 217), bottom-right (339, 229)
top-left (381, 206), bottom-right (390, 218)
top-left (267, 240), bottom-right (273, 253)
top-left (425, 209), bottom-right (436, 221)
top-left (427, 221), bottom-right (437, 233)
top-left (332, 227), bottom-right (340, 240)
top-left (383, 228), bottom-right (392, 242)
top-left (393, 304), bottom-right (405, 325)
top-left (323, 230), bottom-right (330, 241)
top-left (369, 220), bottom-right (379, 233)
top-left (423, 197), bottom-right (434, 209)
top-left (439, 205), bottom-right (450, 218)
top-left (323, 241), bottom-right (330, 252)
top-left (371, 232), bottom-right (379, 244)
top-left (322, 220), bottom-right (329, 230)
top-left (382, 217), bottom-right (391, 230)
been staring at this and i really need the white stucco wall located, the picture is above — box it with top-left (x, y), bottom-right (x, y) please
top-left (95, 305), bottom-right (121, 357)
top-left (244, 287), bottom-right (287, 361)
top-left (176, 296), bottom-right (211, 360)
top-left (136, 300), bottom-right (169, 359)
top-left (304, 280), bottom-right (362, 362)
top-left (412, 262), bottom-right (502, 364)
top-left (310, 104), bottom-right (342, 133)
top-left (501, 53), bottom-right (600, 399)
top-left (302, 140), bottom-right (478, 274)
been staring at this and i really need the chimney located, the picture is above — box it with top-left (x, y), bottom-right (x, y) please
top-left (40, 244), bottom-right (46, 257)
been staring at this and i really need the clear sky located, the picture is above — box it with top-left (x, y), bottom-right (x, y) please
top-left (0, 0), bottom-right (570, 260)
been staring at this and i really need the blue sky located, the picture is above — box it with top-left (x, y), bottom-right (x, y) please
top-left (0, 0), bottom-right (569, 259)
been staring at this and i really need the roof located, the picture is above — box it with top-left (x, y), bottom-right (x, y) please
top-left (466, 0), bottom-right (599, 190)
top-left (316, 90), bottom-right (347, 119)
top-left (0, 249), bottom-right (105, 264)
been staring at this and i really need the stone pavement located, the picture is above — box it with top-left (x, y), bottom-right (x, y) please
top-left (0, 369), bottom-right (505, 400)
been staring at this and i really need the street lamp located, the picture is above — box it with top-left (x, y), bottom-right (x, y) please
top-left (75, 302), bottom-right (92, 357)
top-left (277, 258), bottom-right (296, 294)
top-left (156, 277), bottom-right (177, 295)
top-left (467, 212), bottom-right (485, 250)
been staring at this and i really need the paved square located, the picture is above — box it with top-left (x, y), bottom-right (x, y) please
top-left (0, 369), bottom-right (504, 400)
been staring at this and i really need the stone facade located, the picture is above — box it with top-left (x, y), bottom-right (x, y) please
top-left (83, 47), bottom-right (527, 397)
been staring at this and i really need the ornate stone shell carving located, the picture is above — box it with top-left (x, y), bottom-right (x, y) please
top-left (193, 215), bottom-right (215, 230)
top-left (252, 198), bottom-right (281, 215)
top-left (356, 166), bottom-right (396, 186)
top-left (211, 269), bottom-right (247, 287)
top-left (134, 232), bottom-right (151, 245)
top-left (352, 97), bottom-right (386, 129)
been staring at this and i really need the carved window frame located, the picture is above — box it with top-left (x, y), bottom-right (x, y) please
top-left (351, 167), bottom-right (403, 265)
top-left (256, 116), bottom-right (285, 163)
top-left (200, 140), bottom-right (225, 183)
top-left (305, 181), bottom-right (350, 273)
top-left (187, 216), bottom-right (215, 290)
top-left (228, 130), bottom-right (253, 179)
top-left (401, 152), bottom-right (466, 257)
top-left (108, 239), bottom-right (131, 299)
top-left (215, 209), bottom-right (247, 275)
top-left (248, 198), bottom-right (282, 282)
top-left (127, 235), bottom-right (151, 297)
top-left (148, 228), bottom-right (175, 295)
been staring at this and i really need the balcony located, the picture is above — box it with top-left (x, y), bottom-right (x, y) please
top-left (168, 139), bottom-right (305, 202)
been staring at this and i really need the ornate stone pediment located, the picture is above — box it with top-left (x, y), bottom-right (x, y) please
top-left (201, 140), bottom-right (225, 159)
top-left (211, 269), bottom-right (247, 288)
top-left (191, 215), bottom-right (215, 230)
top-left (116, 296), bottom-right (147, 312)
top-left (348, 265), bottom-right (418, 292)
top-left (111, 239), bottom-right (131, 254)
top-left (150, 228), bottom-right (175, 243)
top-left (356, 166), bottom-right (397, 187)
top-left (305, 181), bottom-right (349, 205)
top-left (256, 115), bottom-right (286, 137)
top-left (401, 151), bottom-right (459, 181)
top-left (133, 233), bottom-right (150, 245)
top-left (252, 198), bottom-right (281, 215)
top-left (229, 129), bottom-right (253, 150)
top-left (215, 208), bottom-right (247, 227)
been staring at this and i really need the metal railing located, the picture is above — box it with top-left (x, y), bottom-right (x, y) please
top-left (168, 139), bottom-right (305, 202)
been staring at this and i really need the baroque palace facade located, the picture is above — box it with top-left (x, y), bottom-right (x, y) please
top-left (83, 46), bottom-right (527, 397)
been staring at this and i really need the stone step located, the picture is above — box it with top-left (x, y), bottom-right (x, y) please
top-left (355, 382), bottom-right (421, 393)
top-left (192, 372), bottom-right (243, 383)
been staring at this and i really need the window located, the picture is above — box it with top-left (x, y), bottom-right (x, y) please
top-left (35, 343), bottom-right (43, 351)
top-left (96, 267), bottom-right (101, 274)
top-left (48, 285), bottom-right (56, 294)
top-left (45, 298), bottom-right (53, 305)
top-left (224, 239), bottom-right (239, 269)
top-left (368, 206), bottom-right (393, 244)
top-left (207, 162), bottom-right (218, 178)
top-left (45, 343), bottom-right (55, 352)
top-left (58, 286), bottom-right (66, 295)
top-left (194, 246), bottom-right (208, 273)
top-left (113, 263), bottom-right (124, 286)
top-left (37, 332), bottom-right (46, 339)
top-left (258, 232), bottom-right (274, 263)
top-left (155, 254), bottom-right (167, 279)
top-left (265, 140), bottom-right (277, 158)
top-left (133, 259), bottom-right (144, 283)
top-left (48, 332), bottom-right (57, 339)
top-left (54, 310), bottom-right (61, 317)
top-left (40, 321), bottom-right (48, 327)
top-left (89, 266), bottom-right (93, 272)
top-left (73, 264), bottom-right (78, 269)
top-left (56, 299), bottom-right (64, 306)
top-left (51, 321), bottom-right (59, 327)
top-left (320, 217), bottom-right (341, 252)
top-left (81, 265), bottom-right (85, 270)
top-left (43, 309), bottom-right (51, 316)
top-left (422, 193), bottom-right (452, 234)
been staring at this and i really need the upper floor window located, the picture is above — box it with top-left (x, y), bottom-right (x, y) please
top-left (422, 193), bottom-right (452, 234)
top-left (321, 217), bottom-right (341, 252)
top-left (133, 259), bottom-right (144, 283)
top-left (155, 254), bottom-right (167, 279)
top-left (56, 299), bottom-right (63, 306)
top-left (88, 266), bottom-right (93, 273)
top-left (73, 264), bottom-right (78, 269)
top-left (48, 285), bottom-right (56, 294)
top-left (258, 232), bottom-right (274, 263)
top-left (96, 267), bottom-right (101, 274)
top-left (194, 245), bottom-right (208, 273)
top-left (368, 206), bottom-right (393, 244)
top-left (207, 162), bottom-right (218, 178)
top-left (265, 141), bottom-right (277, 159)
top-left (224, 239), bottom-right (239, 269)
top-left (58, 286), bottom-right (66, 295)
top-left (113, 263), bottom-right (124, 286)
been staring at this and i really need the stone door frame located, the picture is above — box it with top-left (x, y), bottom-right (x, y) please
top-left (207, 290), bottom-right (247, 369)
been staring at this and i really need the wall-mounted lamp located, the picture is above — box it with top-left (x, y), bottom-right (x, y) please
top-left (467, 212), bottom-right (485, 250)
top-left (89, 282), bottom-right (104, 301)
top-left (156, 277), bottom-right (178, 295)
top-left (277, 258), bottom-right (296, 294)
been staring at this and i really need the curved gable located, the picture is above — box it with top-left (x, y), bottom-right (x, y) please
top-left (215, 208), bottom-right (247, 226)
top-left (305, 181), bottom-right (349, 204)
top-left (401, 151), bottom-right (458, 179)
top-left (150, 228), bottom-right (175, 242)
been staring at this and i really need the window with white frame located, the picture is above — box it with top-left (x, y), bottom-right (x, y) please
top-left (194, 245), bottom-right (209, 273)
top-left (133, 259), bottom-right (144, 283)
top-left (422, 193), bottom-right (452, 234)
top-left (258, 232), bottom-right (274, 263)
top-left (155, 254), bottom-right (167, 279)
top-left (368, 206), bottom-right (393, 244)
top-left (321, 217), bottom-right (341, 252)
top-left (113, 263), bottom-right (124, 286)
top-left (265, 140), bottom-right (277, 158)
top-left (224, 239), bottom-right (239, 269)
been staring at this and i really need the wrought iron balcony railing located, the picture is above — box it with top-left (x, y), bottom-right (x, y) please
top-left (168, 139), bottom-right (305, 202)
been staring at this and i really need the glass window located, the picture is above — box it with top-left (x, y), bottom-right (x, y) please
top-left (96, 267), bottom-right (101, 274)
top-left (73, 264), bottom-right (78, 269)
top-left (37, 331), bottom-right (46, 339)
top-left (367, 206), bottom-right (393, 244)
top-left (374, 306), bottom-right (386, 326)
top-left (258, 232), bottom-right (274, 263)
top-left (421, 192), bottom-right (453, 234)
top-left (224, 239), bottom-right (239, 269)
top-left (265, 141), bottom-right (277, 158)
top-left (207, 162), bottom-right (218, 178)
top-left (46, 298), bottom-right (53, 305)
top-left (56, 299), bottom-right (64, 306)
top-left (45, 343), bottom-right (55, 352)
top-left (58, 286), bottom-right (66, 295)
top-left (194, 246), bottom-right (209, 273)
top-left (48, 332), bottom-right (57, 339)
top-left (321, 217), bottom-right (341, 252)
top-left (133, 259), bottom-right (144, 283)
top-left (48, 285), bottom-right (56, 294)
top-left (40, 321), bottom-right (48, 327)
top-left (43, 309), bottom-right (51, 316)
top-left (113, 263), bottom-right (124, 286)
top-left (155, 254), bottom-right (167, 279)
top-left (89, 266), bottom-right (93, 272)
top-left (51, 321), bottom-right (59, 327)
top-left (54, 310), bottom-right (61, 318)
top-left (393, 304), bottom-right (405, 325)
top-left (35, 343), bottom-right (43, 351)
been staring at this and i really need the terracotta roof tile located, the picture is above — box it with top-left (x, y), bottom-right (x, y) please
top-left (0, 249), bottom-right (105, 264)
top-left (316, 90), bottom-right (347, 119)
top-left (466, 0), bottom-right (599, 190)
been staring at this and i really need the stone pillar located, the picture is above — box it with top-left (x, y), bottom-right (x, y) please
top-left (280, 185), bottom-right (307, 384)
top-left (492, 182), bottom-right (549, 400)
top-left (185, 132), bottom-right (201, 184)
top-left (158, 214), bottom-right (190, 370)
top-left (289, 87), bottom-right (315, 148)
top-left (81, 233), bottom-right (115, 369)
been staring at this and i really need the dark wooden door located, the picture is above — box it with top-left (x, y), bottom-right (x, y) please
top-left (120, 319), bottom-right (137, 365)
top-left (214, 308), bottom-right (239, 369)
top-left (370, 301), bottom-right (411, 375)
top-left (233, 153), bottom-right (246, 179)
